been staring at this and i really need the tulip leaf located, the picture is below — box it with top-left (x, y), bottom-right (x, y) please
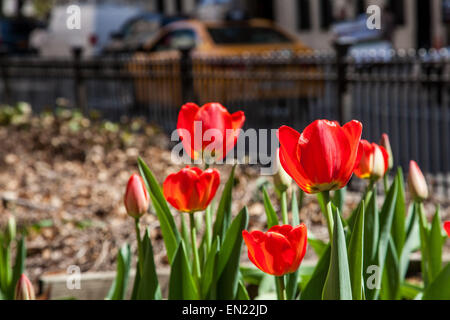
top-left (417, 202), bottom-right (431, 287)
top-left (322, 204), bottom-right (352, 300)
top-left (391, 168), bottom-right (406, 255)
top-left (422, 263), bottom-right (450, 300)
top-left (362, 189), bottom-right (378, 299)
top-left (212, 165), bottom-right (236, 242)
top-left (372, 175), bottom-right (398, 300)
top-left (137, 229), bottom-right (161, 300)
top-left (307, 233), bottom-right (328, 258)
top-left (236, 280), bottom-right (250, 300)
top-left (130, 265), bottom-right (141, 300)
top-left (428, 206), bottom-right (443, 282)
top-left (380, 238), bottom-right (400, 300)
top-left (262, 186), bottom-right (278, 228)
top-left (348, 201), bottom-right (365, 300)
top-left (168, 240), bottom-right (199, 300)
top-left (400, 205), bottom-right (419, 280)
top-left (216, 207), bottom-right (249, 299)
top-left (138, 157), bottom-right (180, 264)
top-left (300, 245), bottom-right (331, 300)
top-left (106, 244), bottom-right (131, 300)
top-left (332, 187), bottom-right (346, 213)
top-left (201, 236), bottom-right (219, 298)
top-left (286, 191), bottom-right (301, 300)
top-left (9, 236), bottom-right (26, 299)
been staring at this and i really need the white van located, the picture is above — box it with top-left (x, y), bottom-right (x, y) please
top-left (30, 2), bottom-right (141, 57)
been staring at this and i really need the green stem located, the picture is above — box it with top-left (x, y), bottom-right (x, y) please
top-left (281, 191), bottom-right (288, 225)
top-left (417, 201), bottom-right (430, 286)
top-left (189, 213), bottom-right (201, 281)
top-left (205, 205), bottom-right (212, 252)
top-left (383, 174), bottom-right (389, 195)
top-left (276, 276), bottom-right (286, 300)
top-left (135, 218), bottom-right (144, 276)
top-left (320, 191), bottom-right (334, 239)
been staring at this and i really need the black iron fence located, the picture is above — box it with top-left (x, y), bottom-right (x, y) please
top-left (0, 49), bottom-right (449, 198)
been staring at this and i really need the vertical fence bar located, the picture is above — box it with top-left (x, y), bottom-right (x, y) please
top-left (72, 47), bottom-right (87, 116)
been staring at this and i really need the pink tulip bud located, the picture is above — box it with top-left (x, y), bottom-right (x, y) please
top-left (15, 274), bottom-right (35, 300)
top-left (379, 133), bottom-right (394, 170)
top-left (124, 174), bottom-right (150, 219)
top-left (408, 160), bottom-right (428, 202)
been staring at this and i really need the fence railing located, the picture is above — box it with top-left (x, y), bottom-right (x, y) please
top-left (0, 49), bottom-right (449, 198)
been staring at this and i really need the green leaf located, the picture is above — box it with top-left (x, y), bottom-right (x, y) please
top-left (363, 189), bottom-right (378, 299)
top-left (301, 245), bottom-right (331, 300)
top-left (371, 176), bottom-right (398, 300)
top-left (400, 205), bottom-right (419, 280)
top-left (137, 229), bottom-right (161, 300)
top-left (236, 280), bottom-right (250, 300)
top-left (400, 282), bottom-right (422, 300)
top-left (138, 157), bottom-right (181, 264)
top-left (216, 207), bottom-right (249, 300)
top-left (262, 186), bottom-right (278, 228)
top-left (391, 168), bottom-right (406, 254)
top-left (106, 244), bottom-right (132, 300)
top-left (168, 241), bottom-right (199, 300)
top-left (201, 236), bottom-right (219, 298)
top-left (332, 187), bottom-right (346, 213)
top-left (380, 238), bottom-right (400, 300)
top-left (428, 206), bottom-right (443, 282)
top-left (307, 233), bottom-right (327, 257)
top-left (417, 202), bottom-right (431, 287)
top-left (348, 201), bottom-right (365, 300)
top-left (9, 236), bottom-right (26, 299)
top-left (212, 165), bottom-right (236, 242)
top-left (422, 263), bottom-right (450, 300)
top-left (322, 204), bottom-right (352, 300)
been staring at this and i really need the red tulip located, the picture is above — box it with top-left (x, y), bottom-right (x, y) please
top-left (15, 274), bottom-right (35, 300)
top-left (277, 120), bottom-right (362, 194)
top-left (444, 221), bottom-right (450, 238)
top-left (354, 140), bottom-right (389, 180)
top-left (177, 102), bottom-right (245, 161)
top-left (163, 166), bottom-right (220, 213)
top-left (124, 174), bottom-right (150, 219)
top-left (242, 224), bottom-right (307, 276)
top-left (408, 160), bottom-right (428, 201)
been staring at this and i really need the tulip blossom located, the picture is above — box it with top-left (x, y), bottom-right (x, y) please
top-left (177, 102), bottom-right (245, 161)
top-left (379, 133), bottom-right (394, 170)
top-left (408, 160), bottom-right (428, 201)
top-left (124, 174), bottom-right (150, 219)
top-left (277, 120), bottom-right (362, 194)
top-left (242, 224), bottom-right (307, 276)
top-left (163, 166), bottom-right (220, 213)
top-left (444, 221), bottom-right (450, 238)
top-left (15, 274), bottom-right (35, 300)
top-left (354, 140), bottom-right (389, 181)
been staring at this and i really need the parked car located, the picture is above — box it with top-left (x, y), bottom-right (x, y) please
top-left (128, 19), bottom-right (322, 108)
top-left (102, 13), bottom-right (188, 55)
top-left (0, 17), bottom-right (43, 55)
top-left (30, 3), bottom-right (141, 57)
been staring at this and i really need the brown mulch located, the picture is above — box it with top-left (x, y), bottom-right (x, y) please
top-left (0, 109), bottom-right (448, 287)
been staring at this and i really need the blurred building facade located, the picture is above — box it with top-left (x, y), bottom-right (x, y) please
top-left (274, 0), bottom-right (449, 50)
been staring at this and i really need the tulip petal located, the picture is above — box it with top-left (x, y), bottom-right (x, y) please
top-left (277, 126), bottom-right (313, 193)
top-left (243, 230), bottom-right (271, 274)
top-left (264, 232), bottom-right (296, 276)
top-left (177, 103), bottom-right (200, 159)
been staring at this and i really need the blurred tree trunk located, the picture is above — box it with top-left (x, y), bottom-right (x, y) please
top-left (0, 0), bottom-right (4, 17)
top-left (17, 0), bottom-right (25, 17)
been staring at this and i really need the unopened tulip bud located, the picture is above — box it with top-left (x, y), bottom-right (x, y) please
top-left (379, 133), bottom-right (394, 170)
top-left (15, 274), bottom-right (35, 300)
top-left (274, 148), bottom-right (292, 193)
top-left (124, 174), bottom-right (150, 219)
top-left (408, 160), bottom-right (428, 202)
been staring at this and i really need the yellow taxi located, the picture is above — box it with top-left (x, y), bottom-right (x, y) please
top-left (128, 19), bottom-right (323, 107)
